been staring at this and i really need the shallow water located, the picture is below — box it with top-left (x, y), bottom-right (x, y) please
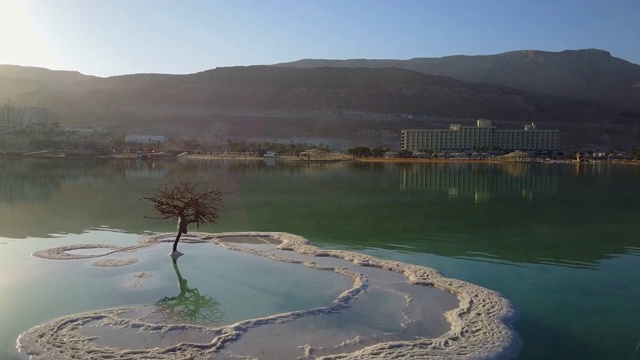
top-left (14, 233), bottom-right (472, 359)
top-left (1, 158), bottom-right (639, 359)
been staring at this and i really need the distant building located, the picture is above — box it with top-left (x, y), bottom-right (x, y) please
top-left (125, 135), bottom-right (166, 144)
top-left (400, 119), bottom-right (559, 152)
top-left (0, 103), bottom-right (51, 132)
top-left (63, 127), bottom-right (95, 135)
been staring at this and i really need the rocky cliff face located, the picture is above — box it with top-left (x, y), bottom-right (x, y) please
top-left (276, 49), bottom-right (640, 100)
top-left (1, 49), bottom-right (639, 151)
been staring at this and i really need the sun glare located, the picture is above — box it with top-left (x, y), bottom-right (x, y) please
top-left (0, 0), bottom-right (59, 68)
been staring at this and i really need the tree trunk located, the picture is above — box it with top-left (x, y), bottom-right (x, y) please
top-left (173, 217), bottom-right (188, 254)
top-left (173, 231), bottom-right (182, 253)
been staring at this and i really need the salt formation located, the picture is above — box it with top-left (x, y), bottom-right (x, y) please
top-left (22, 232), bottom-right (521, 359)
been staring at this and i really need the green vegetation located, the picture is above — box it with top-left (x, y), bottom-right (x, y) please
top-left (346, 146), bottom-right (391, 158)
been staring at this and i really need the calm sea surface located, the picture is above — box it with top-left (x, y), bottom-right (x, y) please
top-left (0, 158), bottom-right (639, 359)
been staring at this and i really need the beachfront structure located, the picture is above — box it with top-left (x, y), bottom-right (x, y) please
top-left (125, 135), bottom-right (166, 144)
top-left (400, 119), bottom-right (559, 152)
top-left (0, 104), bottom-right (51, 132)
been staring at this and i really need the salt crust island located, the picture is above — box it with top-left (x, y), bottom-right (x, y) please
top-left (20, 232), bottom-right (521, 359)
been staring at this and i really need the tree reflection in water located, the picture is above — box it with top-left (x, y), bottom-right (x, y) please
top-left (151, 258), bottom-right (227, 326)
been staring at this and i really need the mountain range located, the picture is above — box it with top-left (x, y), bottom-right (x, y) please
top-left (1, 48), bottom-right (639, 151)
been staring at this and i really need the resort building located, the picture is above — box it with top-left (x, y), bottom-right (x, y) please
top-left (125, 135), bottom-right (167, 144)
top-left (0, 104), bottom-right (51, 132)
top-left (400, 119), bottom-right (559, 152)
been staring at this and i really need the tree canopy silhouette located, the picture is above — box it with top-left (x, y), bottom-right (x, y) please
top-left (143, 179), bottom-right (225, 256)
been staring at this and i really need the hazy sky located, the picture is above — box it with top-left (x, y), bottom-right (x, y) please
top-left (1, 0), bottom-right (638, 77)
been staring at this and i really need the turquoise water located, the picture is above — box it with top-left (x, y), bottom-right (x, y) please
top-left (1, 158), bottom-right (639, 359)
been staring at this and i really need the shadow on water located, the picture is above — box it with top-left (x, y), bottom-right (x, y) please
top-left (516, 316), bottom-right (640, 360)
top-left (514, 318), bottom-right (598, 360)
top-left (148, 257), bottom-right (227, 326)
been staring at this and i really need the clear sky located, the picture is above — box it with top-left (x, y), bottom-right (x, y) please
top-left (1, 0), bottom-right (638, 77)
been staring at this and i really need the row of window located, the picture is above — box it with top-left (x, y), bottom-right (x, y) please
top-left (402, 138), bottom-right (559, 151)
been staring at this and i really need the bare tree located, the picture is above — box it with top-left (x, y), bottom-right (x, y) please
top-left (143, 179), bottom-right (225, 257)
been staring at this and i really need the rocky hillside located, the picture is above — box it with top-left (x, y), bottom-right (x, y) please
top-left (1, 49), bottom-right (639, 151)
top-left (275, 49), bottom-right (640, 102)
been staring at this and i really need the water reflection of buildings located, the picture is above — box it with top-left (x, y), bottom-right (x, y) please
top-left (124, 161), bottom-right (168, 179)
top-left (0, 160), bottom-right (61, 204)
top-left (0, 159), bottom-right (168, 206)
top-left (400, 163), bottom-right (558, 202)
top-left (0, 176), bottom-right (59, 204)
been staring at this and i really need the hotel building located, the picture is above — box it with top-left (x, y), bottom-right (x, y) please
top-left (400, 119), bottom-right (559, 152)
top-left (0, 104), bottom-right (52, 132)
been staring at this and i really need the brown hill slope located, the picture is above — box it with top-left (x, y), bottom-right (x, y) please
top-left (1, 65), bottom-right (539, 117)
top-left (274, 49), bottom-right (640, 102)
top-left (1, 58), bottom-right (639, 151)
top-left (98, 66), bottom-right (537, 116)
top-left (0, 65), bottom-right (95, 89)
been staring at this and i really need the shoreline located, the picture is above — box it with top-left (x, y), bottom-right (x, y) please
top-left (2, 151), bottom-right (637, 165)
top-left (355, 157), bottom-right (496, 163)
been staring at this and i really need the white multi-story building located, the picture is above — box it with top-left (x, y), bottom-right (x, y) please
top-left (400, 119), bottom-right (560, 152)
top-left (0, 104), bottom-right (51, 132)
top-left (125, 135), bottom-right (166, 144)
